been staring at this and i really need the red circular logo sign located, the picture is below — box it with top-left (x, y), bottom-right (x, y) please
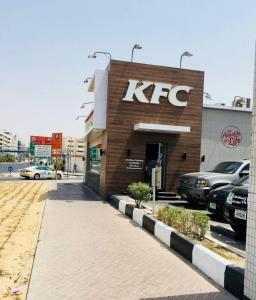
top-left (221, 126), bottom-right (241, 148)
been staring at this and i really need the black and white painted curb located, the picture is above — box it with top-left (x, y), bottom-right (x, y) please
top-left (107, 195), bottom-right (245, 299)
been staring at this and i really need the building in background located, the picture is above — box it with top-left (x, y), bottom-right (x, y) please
top-left (0, 130), bottom-right (18, 152)
top-left (62, 136), bottom-right (85, 173)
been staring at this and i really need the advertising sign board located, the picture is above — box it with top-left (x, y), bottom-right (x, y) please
top-left (30, 136), bottom-right (52, 157)
top-left (52, 133), bottom-right (62, 158)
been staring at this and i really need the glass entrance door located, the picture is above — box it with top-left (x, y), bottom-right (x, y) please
top-left (145, 143), bottom-right (167, 190)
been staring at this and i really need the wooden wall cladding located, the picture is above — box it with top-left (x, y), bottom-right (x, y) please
top-left (104, 60), bottom-right (204, 194)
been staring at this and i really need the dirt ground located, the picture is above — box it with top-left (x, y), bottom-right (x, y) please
top-left (201, 238), bottom-right (245, 268)
top-left (0, 181), bottom-right (48, 300)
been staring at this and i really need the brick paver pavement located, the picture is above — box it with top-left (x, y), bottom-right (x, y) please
top-left (27, 183), bottom-right (235, 300)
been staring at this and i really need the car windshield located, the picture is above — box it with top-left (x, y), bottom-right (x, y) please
top-left (233, 176), bottom-right (249, 186)
top-left (210, 162), bottom-right (242, 174)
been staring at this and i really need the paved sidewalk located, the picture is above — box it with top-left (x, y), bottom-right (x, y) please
top-left (27, 183), bottom-right (235, 300)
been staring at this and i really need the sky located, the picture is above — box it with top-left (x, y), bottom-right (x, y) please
top-left (0, 0), bottom-right (256, 144)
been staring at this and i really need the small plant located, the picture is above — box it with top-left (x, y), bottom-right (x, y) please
top-left (156, 207), bottom-right (209, 240)
top-left (127, 182), bottom-right (152, 208)
top-left (191, 211), bottom-right (209, 239)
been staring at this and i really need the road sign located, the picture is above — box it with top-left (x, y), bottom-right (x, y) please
top-left (52, 133), bottom-right (62, 158)
top-left (8, 166), bottom-right (14, 172)
top-left (30, 136), bottom-right (52, 157)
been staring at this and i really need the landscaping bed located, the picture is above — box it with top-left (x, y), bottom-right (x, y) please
top-left (108, 194), bottom-right (245, 299)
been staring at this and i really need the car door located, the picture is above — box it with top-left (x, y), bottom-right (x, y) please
top-left (46, 167), bottom-right (55, 179)
top-left (38, 166), bottom-right (48, 179)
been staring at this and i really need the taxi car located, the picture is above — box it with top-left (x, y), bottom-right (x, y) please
top-left (20, 166), bottom-right (63, 180)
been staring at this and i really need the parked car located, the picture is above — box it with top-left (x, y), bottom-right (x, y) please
top-left (224, 183), bottom-right (248, 236)
top-left (20, 166), bottom-right (63, 180)
top-left (208, 175), bottom-right (249, 217)
top-left (177, 160), bottom-right (249, 205)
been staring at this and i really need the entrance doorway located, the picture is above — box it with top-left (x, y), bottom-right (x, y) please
top-left (145, 143), bottom-right (167, 190)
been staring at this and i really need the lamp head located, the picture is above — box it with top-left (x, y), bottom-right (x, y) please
top-left (134, 44), bottom-right (142, 50)
top-left (183, 51), bottom-right (193, 57)
top-left (88, 54), bottom-right (96, 59)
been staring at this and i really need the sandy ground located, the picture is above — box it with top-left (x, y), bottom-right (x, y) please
top-left (0, 181), bottom-right (48, 300)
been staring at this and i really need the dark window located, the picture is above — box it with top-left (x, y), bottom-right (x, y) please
top-left (241, 164), bottom-right (249, 172)
top-left (211, 161), bottom-right (243, 174)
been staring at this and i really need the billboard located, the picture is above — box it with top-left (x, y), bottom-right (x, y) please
top-left (51, 133), bottom-right (62, 158)
top-left (30, 136), bottom-right (52, 158)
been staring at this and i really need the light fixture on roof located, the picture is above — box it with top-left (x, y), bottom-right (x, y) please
top-left (83, 77), bottom-right (92, 84)
top-left (75, 115), bottom-right (87, 120)
top-left (88, 51), bottom-right (112, 60)
top-left (204, 92), bottom-right (212, 100)
top-left (179, 51), bottom-right (193, 68)
top-left (131, 44), bottom-right (142, 62)
top-left (80, 102), bottom-right (94, 109)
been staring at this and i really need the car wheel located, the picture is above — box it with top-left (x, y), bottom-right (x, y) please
top-left (57, 173), bottom-right (62, 180)
top-left (34, 173), bottom-right (40, 180)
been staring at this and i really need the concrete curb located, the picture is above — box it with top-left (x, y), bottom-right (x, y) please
top-left (107, 195), bottom-right (244, 299)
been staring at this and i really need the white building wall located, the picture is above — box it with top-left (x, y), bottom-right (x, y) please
top-left (200, 106), bottom-right (251, 171)
top-left (93, 69), bottom-right (108, 130)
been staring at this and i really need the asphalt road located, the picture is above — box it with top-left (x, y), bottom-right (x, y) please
top-left (0, 175), bottom-right (83, 183)
top-left (0, 162), bottom-right (30, 173)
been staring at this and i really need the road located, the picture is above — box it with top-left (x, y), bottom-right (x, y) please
top-left (0, 162), bottom-right (29, 173)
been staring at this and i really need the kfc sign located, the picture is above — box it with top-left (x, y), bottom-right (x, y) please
top-left (221, 126), bottom-right (242, 148)
top-left (122, 79), bottom-right (193, 107)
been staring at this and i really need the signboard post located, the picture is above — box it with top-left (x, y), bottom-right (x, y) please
top-left (51, 133), bottom-right (62, 179)
top-left (152, 168), bottom-right (156, 214)
top-left (8, 166), bottom-right (14, 177)
top-left (151, 166), bottom-right (162, 215)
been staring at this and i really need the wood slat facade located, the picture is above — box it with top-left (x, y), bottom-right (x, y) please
top-left (90, 60), bottom-right (204, 195)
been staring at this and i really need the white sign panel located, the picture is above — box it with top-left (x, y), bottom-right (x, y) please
top-left (122, 79), bottom-right (193, 107)
top-left (34, 145), bottom-right (51, 157)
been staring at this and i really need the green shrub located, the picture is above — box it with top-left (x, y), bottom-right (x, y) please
top-left (156, 207), bottom-right (209, 240)
top-left (0, 154), bottom-right (16, 163)
top-left (127, 182), bottom-right (152, 208)
top-left (191, 211), bottom-right (209, 239)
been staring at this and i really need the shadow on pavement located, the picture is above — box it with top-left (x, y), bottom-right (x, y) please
top-left (140, 291), bottom-right (233, 299)
top-left (48, 182), bottom-right (102, 202)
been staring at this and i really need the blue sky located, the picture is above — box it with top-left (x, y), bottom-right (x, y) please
top-left (0, 0), bottom-right (255, 143)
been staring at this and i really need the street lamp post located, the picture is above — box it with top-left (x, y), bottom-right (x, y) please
top-left (131, 44), bottom-right (142, 62)
top-left (88, 51), bottom-right (112, 60)
top-left (204, 92), bottom-right (212, 100)
top-left (83, 77), bottom-right (93, 84)
top-left (80, 102), bottom-right (94, 109)
top-left (75, 115), bottom-right (87, 120)
top-left (179, 51), bottom-right (193, 68)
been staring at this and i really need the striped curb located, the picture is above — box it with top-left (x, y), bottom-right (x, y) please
top-left (107, 195), bottom-right (245, 299)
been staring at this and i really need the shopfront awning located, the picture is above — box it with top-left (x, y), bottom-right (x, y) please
top-left (133, 123), bottom-right (191, 134)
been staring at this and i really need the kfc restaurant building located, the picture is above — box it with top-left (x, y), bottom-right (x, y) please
top-left (84, 60), bottom-right (251, 196)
